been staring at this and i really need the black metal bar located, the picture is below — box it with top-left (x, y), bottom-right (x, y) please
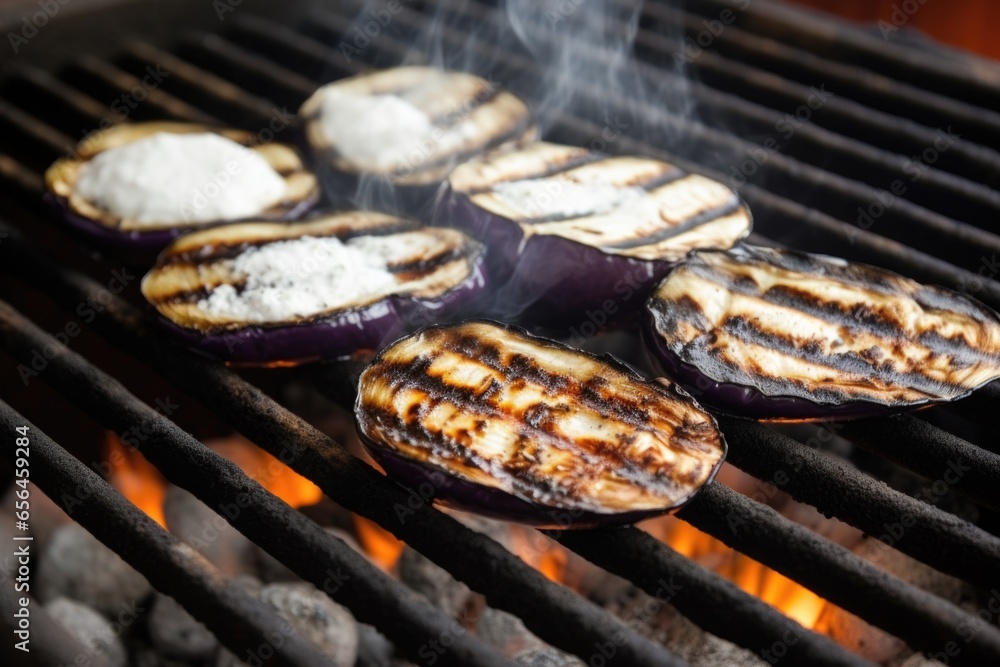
top-left (687, 0), bottom-right (1000, 111)
top-left (0, 401), bottom-right (342, 667)
top-left (0, 227), bottom-right (683, 667)
top-left (0, 574), bottom-right (104, 667)
top-left (678, 484), bottom-right (1000, 666)
top-left (60, 55), bottom-right (221, 125)
top-left (170, 14), bottom-right (1000, 313)
top-left (717, 417), bottom-right (1000, 591)
top-left (0, 301), bottom-right (516, 667)
top-left (838, 415), bottom-right (1000, 513)
top-left (672, 0), bottom-right (1000, 149)
top-left (0, 223), bottom-right (875, 667)
top-left (557, 527), bottom-right (873, 667)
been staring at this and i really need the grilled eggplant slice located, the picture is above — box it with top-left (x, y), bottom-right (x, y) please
top-left (435, 141), bottom-right (752, 329)
top-left (298, 67), bottom-right (535, 212)
top-left (141, 212), bottom-right (487, 365)
top-left (355, 321), bottom-right (726, 527)
top-left (45, 122), bottom-right (319, 258)
top-left (644, 245), bottom-right (1000, 420)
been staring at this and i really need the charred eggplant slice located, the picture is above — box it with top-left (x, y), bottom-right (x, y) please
top-left (644, 245), bottom-right (1000, 421)
top-left (141, 212), bottom-right (486, 365)
top-left (435, 141), bottom-right (752, 329)
top-left (355, 321), bottom-right (726, 527)
top-left (298, 67), bottom-right (535, 211)
top-left (45, 122), bottom-right (319, 256)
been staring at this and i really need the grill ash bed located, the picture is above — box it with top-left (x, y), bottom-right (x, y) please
top-left (2, 1), bottom-right (1000, 666)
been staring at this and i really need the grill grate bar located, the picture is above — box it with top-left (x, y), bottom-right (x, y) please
top-left (0, 300), bottom-right (519, 667)
top-left (678, 483), bottom-right (1000, 666)
top-left (453, 0), bottom-right (1000, 228)
top-left (557, 527), bottom-right (872, 667)
top-left (544, 113), bottom-right (1000, 313)
top-left (60, 55), bottom-right (221, 126)
top-left (0, 225), bottom-right (686, 667)
top-left (114, 41), bottom-right (277, 129)
top-left (0, 575), bottom-right (100, 667)
top-left (0, 401), bottom-right (344, 667)
top-left (312, 2), bottom-right (1000, 275)
top-left (630, 21), bottom-right (1000, 188)
top-left (717, 417), bottom-right (1000, 590)
top-left (685, 0), bottom-right (1000, 109)
top-left (838, 415), bottom-right (1000, 513)
top-left (658, 1), bottom-right (1000, 148)
top-left (1, 225), bottom-right (978, 665)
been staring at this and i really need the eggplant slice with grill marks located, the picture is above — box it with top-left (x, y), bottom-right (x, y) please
top-left (298, 66), bottom-right (535, 212)
top-left (355, 321), bottom-right (727, 527)
top-left (45, 122), bottom-right (320, 258)
top-left (435, 141), bottom-right (752, 329)
top-left (644, 245), bottom-right (1000, 421)
top-left (141, 212), bottom-right (487, 365)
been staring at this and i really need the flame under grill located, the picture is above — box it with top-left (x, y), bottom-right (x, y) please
top-left (1, 1), bottom-right (1000, 666)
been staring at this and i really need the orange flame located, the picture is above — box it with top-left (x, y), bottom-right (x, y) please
top-left (209, 437), bottom-right (323, 509)
top-left (644, 516), bottom-right (827, 628)
top-left (354, 516), bottom-right (405, 571)
top-left (103, 432), bottom-right (324, 529)
top-left (103, 433), bottom-right (168, 528)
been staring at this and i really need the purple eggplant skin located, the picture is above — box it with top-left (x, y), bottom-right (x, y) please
top-left (436, 186), bottom-right (675, 332)
top-left (642, 246), bottom-right (1000, 422)
top-left (364, 443), bottom-right (689, 529)
top-left (354, 320), bottom-right (728, 528)
top-left (152, 264), bottom-right (488, 366)
top-left (43, 192), bottom-right (317, 267)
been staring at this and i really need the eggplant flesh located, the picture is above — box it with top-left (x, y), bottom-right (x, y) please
top-left (355, 321), bottom-right (726, 527)
top-left (45, 122), bottom-right (319, 253)
top-left (298, 67), bottom-right (535, 207)
top-left (141, 212), bottom-right (486, 364)
top-left (645, 244), bottom-right (1000, 420)
top-left (436, 141), bottom-right (751, 328)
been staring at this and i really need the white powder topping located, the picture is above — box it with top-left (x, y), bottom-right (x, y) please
top-left (492, 178), bottom-right (648, 219)
top-left (320, 90), bottom-right (435, 170)
top-left (198, 236), bottom-right (400, 323)
top-left (74, 132), bottom-right (287, 225)
top-left (319, 89), bottom-right (481, 171)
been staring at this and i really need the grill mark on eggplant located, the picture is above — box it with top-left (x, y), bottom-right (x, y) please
top-left (716, 315), bottom-right (963, 397)
top-left (681, 262), bottom-right (993, 368)
top-left (357, 322), bottom-right (725, 514)
top-left (650, 246), bottom-right (1000, 406)
top-left (153, 243), bottom-right (471, 308)
top-left (602, 194), bottom-right (742, 251)
top-left (460, 151), bottom-right (605, 196)
top-left (512, 165), bottom-right (690, 226)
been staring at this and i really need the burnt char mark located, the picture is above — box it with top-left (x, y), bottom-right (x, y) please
top-left (715, 314), bottom-right (965, 397)
top-left (679, 258), bottom-right (1000, 368)
top-left (386, 245), bottom-right (472, 278)
top-left (459, 151), bottom-right (604, 196)
top-left (444, 330), bottom-right (661, 429)
top-left (513, 162), bottom-right (690, 226)
top-left (725, 245), bottom-right (905, 296)
top-left (426, 81), bottom-right (502, 126)
top-left (763, 284), bottom-right (905, 339)
top-left (362, 402), bottom-right (596, 509)
top-left (603, 195), bottom-right (744, 250)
